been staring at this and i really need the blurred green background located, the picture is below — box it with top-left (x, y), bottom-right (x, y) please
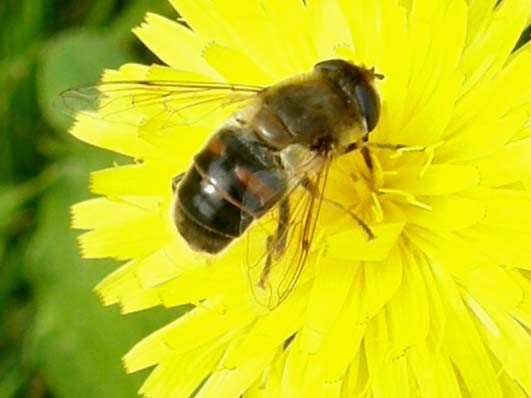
top-left (1, 1), bottom-right (530, 397)
top-left (0, 1), bottom-right (183, 397)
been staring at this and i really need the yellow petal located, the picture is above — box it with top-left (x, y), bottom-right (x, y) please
top-left (298, 257), bottom-right (358, 355)
top-left (459, 224), bottom-right (531, 269)
top-left (177, 0), bottom-right (307, 79)
top-left (447, 0), bottom-right (531, 141)
top-left (363, 246), bottom-right (403, 318)
top-left (385, 164), bottom-right (479, 196)
top-left (508, 269), bottom-right (531, 330)
top-left (406, 0), bottom-right (452, 92)
top-left (465, 293), bottom-right (531, 393)
top-left (408, 344), bottom-right (462, 398)
top-left (94, 239), bottom-right (195, 312)
top-left (490, 48), bottom-right (531, 120)
top-left (260, 0), bottom-right (316, 72)
top-left (132, 241), bottom-right (191, 288)
top-left (408, 259), bottom-right (462, 397)
top-left (221, 288), bottom-right (307, 369)
top-left (364, 312), bottom-right (411, 398)
top-left (337, 0), bottom-right (388, 65)
top-left (472, 138), bottom-right (531, 187)
top-left (403, 195), bottom-right (485, 231)
top-left (71, 197), bottom-right (160, 230)
top-left (168, 0), bottom-right (239, 50)
top-left (78, 211), bottom-right (173, 260)
top-left (70, 113), bottom-right (155, 158)
top-left (90, 162), bottom-right (175, 197)
top-left (94, 262), bottom-right (162, 312)
top-left (125, 302), bottom-right (254, 372)
top-left (459, 0), bottom-right (531, 94)
top-left (465, 0), bottom-right (498, 45)
top-left (499, 370), bottom-right (530, 398)
top-left (460, 266), bottom-right (523, 312)
top-left (342, 350), bottom-right (369, 397)
top-left (371, 1), bottom-right (410, 140)
top-left (280, 338), bottom-right (312, 396)
top-left (395, 0), bottom-right (466, 145)
top-left (441, 109), bottom-right (529, 163)
top-left (134, 13), bottom-right (219, 77)
top-left (156, 259), bottom-right (243, 307)
top-left (469, 188), bottom-right (531, 233)
top-left (197, 349), bottom-right (275, 398)
top-left (138, 345), bottom-right (225, 398)
top-left (407, 226), bottom-right (493, 277)
top-left (326, 202), bottom-right (406, 262)
top-left (244, 351), bottom-right (285, 397)
top-left (295, 357), bottom-right (342, 397)
top-left (397, 72), bottom-right (462, 146)
top-left (384, 246), bottom-right (430, 351)
top-left (314, 263), bottom-right (367, 382)
top-left (306, 0), bottom-right (353, 60)
top-left (431, 261), bottom-right (503, 397)
top-left (202, 43), bottom-right (273, 86)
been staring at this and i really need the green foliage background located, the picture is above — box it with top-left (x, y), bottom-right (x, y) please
top-left (0, 1), bottom-right (183, 397)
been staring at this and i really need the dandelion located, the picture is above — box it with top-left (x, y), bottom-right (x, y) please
top-left (70, 0), bottom-right (531, 396)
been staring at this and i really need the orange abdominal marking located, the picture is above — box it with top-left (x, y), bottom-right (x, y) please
top-left (235, 165), bottom-right (278, 204)
top-left (206, 136), bottom-right (225, 156)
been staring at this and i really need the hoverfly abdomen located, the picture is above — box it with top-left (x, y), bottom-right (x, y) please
top-left (174, 126), bottom-right (288, 254)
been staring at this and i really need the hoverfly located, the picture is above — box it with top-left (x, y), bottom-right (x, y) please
top-left (60, 59), bottom-right (382, 309)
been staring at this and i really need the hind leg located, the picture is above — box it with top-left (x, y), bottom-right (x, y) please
top-left (259, 199), bottom-right (290, 288)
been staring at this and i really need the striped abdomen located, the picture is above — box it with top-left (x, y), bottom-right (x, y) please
top-left (173, 126), bottom-right (288, 254)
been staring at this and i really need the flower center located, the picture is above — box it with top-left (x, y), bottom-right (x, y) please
top-left (326, 140), bottom-right (445, 229)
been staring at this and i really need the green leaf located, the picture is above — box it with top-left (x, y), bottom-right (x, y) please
top-left (0, 357), bottom-right (25, 398)
top-left (84, 0), bottom-right (120, 26)
top-left (0, 169), bottom-right (55, 233)
top-left (26, 148), bottom-right (183, 398)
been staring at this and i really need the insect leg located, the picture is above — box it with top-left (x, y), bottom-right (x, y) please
top-left (344, 135), bottom-right (373, 170)
top-left (259, 199), bottom-right (290, 288)
top-left (274, 199), bottom-right (290, 257)
top-left (361, 134), bottom-right (373, 170)
top-left (301, 177), bottom-right (374, 240)
top-left (171, 172), bottom-right (185, 192)
top-left (344, 141), bottom-right (360, 154)
top-left (368, 142), bottom-right (427, 156)
top-left (368, 143), bottom-right (409, 150)
top-left (323, 199), bottom-right (375, 240)
top-left (346, 140), bottom-right (427, 154)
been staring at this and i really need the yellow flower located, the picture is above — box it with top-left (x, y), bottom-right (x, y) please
top-left (70, 0), bottom-right (531, 396)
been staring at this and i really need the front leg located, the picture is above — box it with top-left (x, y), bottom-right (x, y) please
top-left (344, 136), bottom-right (373, 170)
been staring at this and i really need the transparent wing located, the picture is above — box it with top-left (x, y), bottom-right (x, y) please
top-left (245, 151), bottom-right (332, 310)
top-left (56, 80), bottom-right (263, 130)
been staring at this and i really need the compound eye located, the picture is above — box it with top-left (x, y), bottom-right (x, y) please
top-left (354, 83), bottom-right (380, 132)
